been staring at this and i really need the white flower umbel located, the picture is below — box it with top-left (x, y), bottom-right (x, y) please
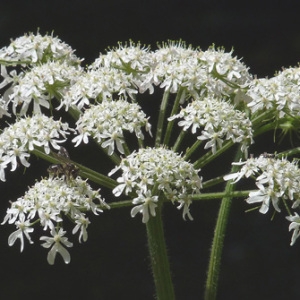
top-left (93, 41), bottom-right (153, 75)
top-left (0, 114), bottom-right (71, 181)
top-left (198, 45), bottom-right (252, 93)
top-left (0, 32), bottom-right (81, 67)
top-left (72, 98), bottom-right (152, 155)
top-left (60, 65), bottom-right (137, 110)
top-left (2, 176), bottom-right (108, 264)
top-left (224, 155), bottom-right (300, 214)
top-left (225, 155), bottom-right (300, 245)
top-left (153, 42), bottom-right (251, 99)
top-left (92, 41), bottom-right (155, 95)
top-left (7, 61), bottom-right (82, 115)
top-left (247, 67), bottom-right (300, 118)
top-left (110, 147), bottom-right (202, 222)
top-left (169, 95), bottom-right (253, 155)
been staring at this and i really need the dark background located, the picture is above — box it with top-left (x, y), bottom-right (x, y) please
top-left (1, 1), bottom-right (300, 299)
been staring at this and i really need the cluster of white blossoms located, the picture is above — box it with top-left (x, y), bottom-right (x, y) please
top-left (169, 95), bottom-right (253, 155)
top-left (246, 66), bottom-right (300, 118)
top-left (91, 41), bottom-right (155, 94)
top-left (153, 43), bottom-right (252, 98)
top-left (3, 32), bottom-right (300, 265)
top-left (72, 98), bottom-right (152, 155)
top-left (59, 42), bottom-right (154, 109)
top-left (224, 155), bottom-right (300, 245)
top-left (0, 35), bottom-right (254, 123)
top-left (59, 66), bottom-right (138, 110)
top-left (7, 61), bottom-right (83, 115)
top-left (0, 32), bottom-right (82, 116)
top-left (0, 32), bottom-right (81, 66)
top-left (0, 114), bottom-right (71, 181)
top-left (2, 176), bottom-right (108, 264)
top-left (57, 41), bottom-right (252, 113)
top-left (109, 147), bottom-right (202, 223)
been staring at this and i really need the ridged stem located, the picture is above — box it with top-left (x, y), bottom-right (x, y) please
top-left (204, 148), bottom-right (243, 300)
top-left (146, 202), bottom-right (175, 300)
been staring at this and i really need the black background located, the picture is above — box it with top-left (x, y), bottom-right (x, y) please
top-left (1, 1), bottom-right (300, 299)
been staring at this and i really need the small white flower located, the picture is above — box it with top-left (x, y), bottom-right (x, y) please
top-left (286, 213), bottom-right (300, 246)
top-left (247, 185), bottom-right (283, 214)
top-left (40, 228), bottom-right (73, 265)
top-left (72, 214), bottom-right (91, 243)
top-left (8, 215), bottom-right (34, 252)
top-left (131, 191), bottom-right (158, 223)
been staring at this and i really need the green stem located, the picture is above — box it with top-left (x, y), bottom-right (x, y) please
top-left (163, 88), bottom-right (185, 146)
top-left (204, 149), bottom-right (243, 300)
top-left (202, 175), bottom-right (230, 189)
top-left (146, 202), bottom-right (175, 300)
top-left (67, 105), bottom-right (81, 120)
top-left (138, 137), bottom-right (144, 149)
top-left (106, 190), bottom-right (253, 209)
top-left (251, 110), bottom-right (273, 127)
top-left (278, 147), bottom-right (300, 158)
top-left (252, 122), bottom-right (276, 137)
top-left (172, 130), bottom-right (187, 152)
top-left (122, 139), bottom-right (132, 156)
top-left (193, 141), bottom-right (234, 169)
top-left (184, 139), bottom-right (202, 161)
top-left (192, 190), bottom-right (252, 201)
top-left (155, 90), bottom-right (170, 146)
top-left (32, 148), bottom-right (117, 189)
top-left (106, 199), bottom-right (133, 209)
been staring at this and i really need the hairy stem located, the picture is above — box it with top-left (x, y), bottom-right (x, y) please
top-left (155, 90), bottom-right (170, 146)
top-left (163, 88), bottom-right (185, 146)
top-left (146, 202), bottom-right (175, 300)
top-left (204, 149), bottom-right (243, 300)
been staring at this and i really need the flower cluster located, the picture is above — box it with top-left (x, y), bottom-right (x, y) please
top-left (109, 147), bottom-right (202, 222)
top-left (246, 66), bottom-right (300, 118)
top-left (92, 41), bottom-right (155, 93)
top-left (72, 98), bottom-right (152, 155)
top-left (60, 64), bottom-right (138, 110)
top-left (0, 32), bottom-right (81, 66)
top-left (58, 41), bottom-right (252, 111)
top-left (3, 32), bottom-right (299, 268)
top-left (0, 114), bottom-right (71, 181)
top-left (6, 61), bottom-right (82, 115)
top-left (169, 95), bottom-right (253, 155)
top-left (152, 42), bottom-right (252, 98)
top-left (224, 155), bottom-right (300, 245)
top-left (2, 176), bottom-right (108, 264)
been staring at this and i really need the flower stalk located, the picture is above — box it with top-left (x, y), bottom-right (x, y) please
top-left (146, 201), bottom-right (175, 300)
top-left (155, 90), bottom-right (170, 146)
top-left (204, 149), bottom-right (243, 300)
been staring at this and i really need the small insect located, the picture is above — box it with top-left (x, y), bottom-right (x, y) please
top-left (47, 146), bottom-right (79, 181)
top-left (260, 152), bottom-right (275, 158)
